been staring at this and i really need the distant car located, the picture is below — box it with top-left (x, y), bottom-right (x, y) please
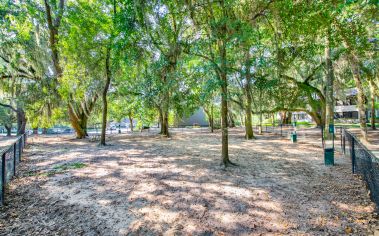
top-left (63, 128), bottom-right (73, 133)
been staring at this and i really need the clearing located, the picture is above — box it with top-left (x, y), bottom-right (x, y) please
top-left (0, 128), bottom-right (377, 235)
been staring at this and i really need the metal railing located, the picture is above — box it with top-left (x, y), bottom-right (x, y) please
top-left (341, 128), bottom-right (379, 208)
top-left (0, 133), bottom-right (27, 205)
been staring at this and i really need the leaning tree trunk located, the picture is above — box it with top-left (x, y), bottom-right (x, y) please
top-left (100, 48), bottom-right (111, 146)
top-left (349, 54), bottom-right (367, 140)
top-left (5, 124), bottom-right (11, 136)
top-left (324, 37), bottom-right (335, 139)
top-left (68, 104), bottom-right (86, 139)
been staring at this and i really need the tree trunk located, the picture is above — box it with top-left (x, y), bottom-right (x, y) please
top-left (42, 128), bottom-right (47, 134)
top-left (162, 109), bottom-right (169, 137)
top-left (210, 106), bottom-right (214, 133)
top-left (259, 112), bottom-right (263, 134)
top-left (370, 80), bottom-right (376, 130)
top-left (129, 115), bottom-right (134, 132)
top-left (5, 124), bottom-right (11, 136)
top-left (33, 127), bottom-right (38, 135)
top-left (204, 106), bottom-right (214, 133)
top-left (68, 104), bottom-right (86, 139)
top-left (44, 0), bottom-right (64, 78)
top-left (348, 54), bottom-right (367, 140)
top-left (100, 48), bottom-right (111, 146)
top-left (219, 38), bottom-right (234, 167)
top-left (160, 79), bottom-right (170, 137)
top-left (158, 108), bottom-right (163, 133)
top-left (228, 112), bottom-right (235, 128)
top-left (16, 107), bottom-right (27, 135)
top-left (245, 97), bottom-right (254, 139)
top-left (324, 37), bottom-right (335, 139)
top-left (244, 48), bottom-right (254, 139)
top-left (308, 111), bottom-right (322, 127)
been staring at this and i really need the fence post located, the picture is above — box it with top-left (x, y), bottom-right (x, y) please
top-left (343, 130), bottom-right (346, 154)
top-left (351, 138), bottom-right (355, 174)
top-left (13, 143), bottom-right (16, 176)
top-left (1, 152), bottom-right (5, 204)
top-left (280, 124), bottom-right (282, 137)
top-left (18, 138), bottom-right (22, 161)
top-left (321, 126), bottom-right (324, 149)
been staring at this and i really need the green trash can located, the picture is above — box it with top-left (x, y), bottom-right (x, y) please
top-left (324, 148), bottom-right (334, 165)
top-left (290, 132), bottom-right (297, 143)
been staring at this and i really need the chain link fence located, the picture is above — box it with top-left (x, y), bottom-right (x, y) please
top-left (0, 133), bottom-right (27, 205)
top-left (341, 128), bottom-right (379, 208)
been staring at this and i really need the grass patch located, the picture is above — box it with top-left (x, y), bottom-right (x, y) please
top-left (25, 162), bottom-right (87, 177)
top-left (53, 162), bottom-right (87, 171)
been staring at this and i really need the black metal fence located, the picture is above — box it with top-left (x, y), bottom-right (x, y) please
top-left (0, 133), bottom-right (27, 205)
top-left (341, 129), bottom-right (379, 208)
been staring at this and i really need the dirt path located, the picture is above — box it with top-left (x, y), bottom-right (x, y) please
top-left (0, 129), bottom-right (377, 235)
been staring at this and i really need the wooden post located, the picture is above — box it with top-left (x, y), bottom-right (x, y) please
top-left (13, 143), bottom-right (16, 176)
top-left (1, 152), bottom-right (5, 204)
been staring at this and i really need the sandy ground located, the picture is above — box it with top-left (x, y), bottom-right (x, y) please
top-left (0, 136), bottom-right (18, 152)
top-left (0, 128), bottom-right (378, 235)
top-left (349, 128), bottom-right (379, 158)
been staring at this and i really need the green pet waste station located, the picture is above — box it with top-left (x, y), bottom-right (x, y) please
top-left (290, 132), bottom-right (297, 143)
top-left (290, 121), bottom-right (297, 143)
top-left (324, 124), bottom-right (335, 166)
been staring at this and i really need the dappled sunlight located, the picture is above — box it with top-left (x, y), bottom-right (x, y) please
top-left (1, 128), bottom-right (376, 235)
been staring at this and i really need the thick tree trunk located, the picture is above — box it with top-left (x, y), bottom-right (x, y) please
top-left (16, 107), bottom-right (27, 135)
top-left (5, 124), bottom-right (11, 136)
top-left (308, 111), bottom-right (323, 127)
top-left (68, 95), bottom-right (97, 139)
top-left (68, 104), bottom-right (86, 139)
top-left (348, 54), bottom-right (367, 140)
top-left (324, 38), bottom-right (335, 139)
top-left (162, 109), bottom-right (169, 137)
top-left (370, 80), bottom-right (376, 130)
top-left (100, 48), bottom-right (111, 146)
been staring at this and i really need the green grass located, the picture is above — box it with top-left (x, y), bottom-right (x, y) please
top-left (53, 162), bottom-right (87, 171)
top-left (27, 162), bottom-right (87, 177)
